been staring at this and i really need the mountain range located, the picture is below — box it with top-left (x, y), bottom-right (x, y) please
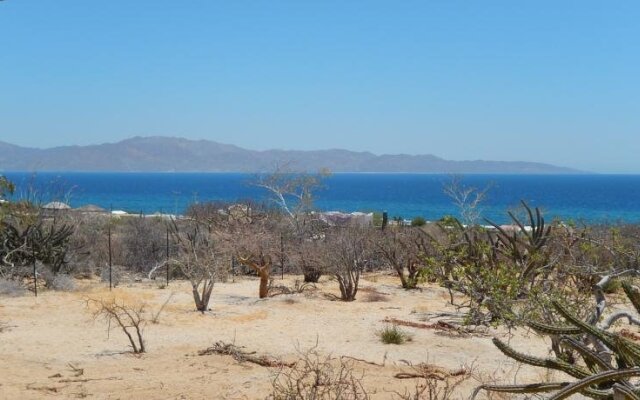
top-left (0, 136), bottom-right (580, 174)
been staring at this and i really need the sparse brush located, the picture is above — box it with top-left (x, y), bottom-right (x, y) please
top-left (86, 297), bottom-right (148, 354)
top-left (0, 278), bottom-right (26, 297)
top-left (378, 324), bottom-right (412, 345)
top-left (50, 274), bottom-right (76, 291)
top-left (362, 291), bottom-right (389, 302)
top-left (269, 346), bottom-right (369, 399)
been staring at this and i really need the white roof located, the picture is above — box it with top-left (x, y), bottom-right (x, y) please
top-left (42, 201), bottom-right (71, 210)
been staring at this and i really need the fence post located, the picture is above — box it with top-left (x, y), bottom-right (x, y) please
top-left (32, 240), bottom-right (37, 297)
top-left (280, 233), bottom-right (285, 280)
top-left (166, 226), bottom-right (170, 287)
top-left (108, 213), bottom-right (112, 290)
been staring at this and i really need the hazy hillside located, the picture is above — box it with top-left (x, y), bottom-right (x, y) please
top-left (0, 136), bottom-right (580, 173)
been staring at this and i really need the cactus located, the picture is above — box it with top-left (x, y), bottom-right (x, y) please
top-left (475, 280), bottom-right (640, 399)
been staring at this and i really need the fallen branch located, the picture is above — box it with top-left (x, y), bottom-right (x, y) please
top-left (58, 377), bottom-right (122, 383)
top-left (340, 353), bottom-right (387, 367)
top-left (382, 317), bottom-right (488, 337)
top-left (198, 341), bottom-right (294, 368)
top-left (394, 363), bottom-right (469, 380)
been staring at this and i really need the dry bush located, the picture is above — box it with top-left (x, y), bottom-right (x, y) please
top-left (100, 264), bottom-right (122, 287)
top-left (269, 347), bottom-right (369, 400)
top-left (374, 227), bottom-right (430, 289)
top-left (120, 215), bottom-right (164, 273)
top-left (361, 290), bottom-right (389, 302)
top-left (87, 297), bottom-right (147, 353)
top-left (0, 278), bottom-right (26, 297)
top-left (328, 227), bottom-right (372, 301)
top-left (50, 273), bottom-right (76, 291)
top-left (168, 217), bottom-right (229, 312)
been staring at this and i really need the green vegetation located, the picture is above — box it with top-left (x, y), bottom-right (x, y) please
top-left (377, 324), bottom-right (412, 344)
top-left (410, 216), bottom-right (426, 227)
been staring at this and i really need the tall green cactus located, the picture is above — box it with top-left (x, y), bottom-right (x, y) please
top-left (475, 280), bottom-right (640, 399)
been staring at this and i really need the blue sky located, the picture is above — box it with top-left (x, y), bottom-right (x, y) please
top-left (1, 1), bottom-right (639, 172)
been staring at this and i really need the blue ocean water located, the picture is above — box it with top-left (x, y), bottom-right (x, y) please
top-left (3, 172), bottom-right (640, 224)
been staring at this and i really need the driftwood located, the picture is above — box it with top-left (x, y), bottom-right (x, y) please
top-left (198, 341), bottom-right (294, 368)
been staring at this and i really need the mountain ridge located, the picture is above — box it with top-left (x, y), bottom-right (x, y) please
top-left (0, 136), bottom-right (582, 174)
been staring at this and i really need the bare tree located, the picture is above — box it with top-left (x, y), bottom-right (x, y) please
top-left (253, 164), bottom-right (330, 281)
top-left (231, 220), bottom-right (279, 298)
top-left (253, 163), bottom-right (329, 226)
top-left (238, 253), bottom-right (272, 298)
top-left (443, 175), bottom-right (491, 226)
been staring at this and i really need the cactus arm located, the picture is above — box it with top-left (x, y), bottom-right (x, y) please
top-left (611, 383), bottom-right (640, 400)
top-left (528, 320), bottom-right (582, 335)
top-left (493, 338), bottom-right (590, 379)
top-left (471, 382), bottom-right (570, 399)
top-left (560, 336), bottom-right (612, 373)
top-left (553, 301), bottom-right (640, 365)
top-left (548, 368), bottom-right (640, 400)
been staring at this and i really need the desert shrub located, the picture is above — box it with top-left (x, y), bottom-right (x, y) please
top-left (328, 227), bottom-right (372, 301)
top-left (50, 274), bottom-right (76, 291)
top-left (168, 218), bottom-right (222, 311)
top-left (377, 325), bottom-right (412, 345)
top-left (87, 297), bottom-right (147, 353)
top-left (0, 278), bottom-right (26, 297)
top-left (374, 228), bottom-right (430, 289)
top-left (120, 215), bottom-right (164, 273)
top-left (269, 347), bottom-right (369, 399)
top-left (362, 291), bottom-right (388, 302)
top-left (422, 201), bottom-right (606, 327)
top-left (38, 268), bottom-right (76, 291)
top-left (410, 216), bottom-right (426, 227)
top-left (100, 265), bottom-right (122, 288)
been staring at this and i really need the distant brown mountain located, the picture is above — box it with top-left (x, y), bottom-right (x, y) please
top-left (0, 136), bottom-right (581, 173)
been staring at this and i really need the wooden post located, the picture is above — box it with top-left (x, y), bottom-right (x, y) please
top-left (32, 240), bottom-right (37, 297)
top-left (166, 226), bottom-right (170, 287)
top-left (280, 233), bottom-right (285, 280)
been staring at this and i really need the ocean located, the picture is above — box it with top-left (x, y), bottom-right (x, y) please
top-left (3, 172), bottom-right (640, 224)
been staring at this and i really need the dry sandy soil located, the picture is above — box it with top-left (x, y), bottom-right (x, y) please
top-left (0, 274), bottom-right (555, 399)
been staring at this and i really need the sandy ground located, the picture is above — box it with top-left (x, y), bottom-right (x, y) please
top-left (0, 274), bottom-right (554, 399)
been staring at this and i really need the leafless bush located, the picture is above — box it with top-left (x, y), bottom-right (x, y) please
top-left (168, 218), bottom-right (223, 312)
top-left (100, 265), bottom-right (122, 287)
top-left (269, 347), bottom-right (369, 400)
top-left (120, 215), bottom-right (164, 273)
top-left (0, 278), bottom-right (26, 297)
top-left (328, 228), bottom-right (372, 301)
top-left (87, 297), bottom-right (147, 353)
top-left (374, 228), bottom-right (430, 289)
top-left (50, 273), bottom-right (76, 291)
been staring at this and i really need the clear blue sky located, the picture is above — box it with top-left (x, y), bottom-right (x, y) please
top-left (1, 1), bottom-right (639, 173)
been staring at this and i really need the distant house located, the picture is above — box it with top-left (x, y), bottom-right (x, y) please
top-left (41, 201), bottom-right (71, 216)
